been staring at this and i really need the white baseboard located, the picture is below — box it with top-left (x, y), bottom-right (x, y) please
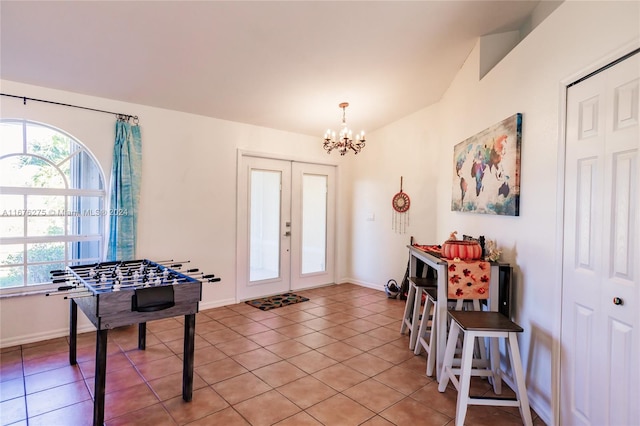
top-left (500, 368), bottom-right (553, 425)
top-left (1, 324), bottom-right (96, 349)
top-left (0, 300), bottom-right (237, 349)
top-left (199, 297), bottom-right (236, 311)
top-left (338, 277), bottom-right (385, 292)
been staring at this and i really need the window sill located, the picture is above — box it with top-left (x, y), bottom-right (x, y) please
top-left (0, 284), bottom-right (58, 299)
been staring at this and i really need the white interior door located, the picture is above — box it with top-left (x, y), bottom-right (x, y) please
top-left (237, 155), bottom-right (335, 301)
top-left (561, 51), bottom-right (639, 425)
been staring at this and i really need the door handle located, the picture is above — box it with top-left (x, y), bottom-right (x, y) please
top-left (613, 297), bottom-right (623, 306)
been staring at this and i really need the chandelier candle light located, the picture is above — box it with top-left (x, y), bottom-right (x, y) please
top-left (323, 102), bottom-right (366, 155)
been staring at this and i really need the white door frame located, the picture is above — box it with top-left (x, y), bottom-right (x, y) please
top-left (553, 40), bottom-right (640, 425)
top-left (235, 150), bottom-right (338, 302)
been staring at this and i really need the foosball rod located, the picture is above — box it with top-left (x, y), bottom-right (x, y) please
top-left (80, 269), bottom-right (210, 284)
top-left (50, 260), bottom-right (173, 275)
top-left (82, 274), bottom-right (218, 291)
top-left (51, 265), bottom-right (197, 284)
top-left (47, 274), bottom-right (220, 296)
top-left (48, 270), bottom-right (213, 292)
top-left (45, 287), bottom-right (90, 297)
top-left (50, 260), bottom-right (190, 276)
top-left (71, 264), bottom-right (193, 281)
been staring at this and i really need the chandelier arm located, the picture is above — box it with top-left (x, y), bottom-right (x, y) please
top-left (323, 102), bottom-right (365, 155)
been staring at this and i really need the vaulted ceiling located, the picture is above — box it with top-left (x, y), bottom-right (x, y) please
top-left (1, 1), bottom-right (552, 136)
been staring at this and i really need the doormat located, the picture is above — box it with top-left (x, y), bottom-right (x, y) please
top-left (245, 293), bottom-right (310, 311)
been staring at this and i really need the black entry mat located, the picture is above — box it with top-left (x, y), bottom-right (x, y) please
top-left (245, 293), bottom-right (310, 311)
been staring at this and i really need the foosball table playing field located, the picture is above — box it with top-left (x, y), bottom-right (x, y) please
top-left (48, 259), bottom-right (220, 426)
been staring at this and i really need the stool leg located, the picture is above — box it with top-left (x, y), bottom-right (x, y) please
top-left (507, 332), bottom-right (533, 426)
top-left (400, 283), bottom-right (416, 334)
top-left (455, 330), bottom-right (476, 426)
top-left (414, 295), bottom-right (432, 355)
top-left (489, 336), bottom-right (502, 394)
top-left (425, 300), bottom-right (437, 377)
top-left (400, 284), bottom-right (415, 333)
top-left (438, 320), bottom-right (460, 392)
top-left (409, 286), bottom-right (422, 350)
top-left (472, 299), bottom-right (481, 311)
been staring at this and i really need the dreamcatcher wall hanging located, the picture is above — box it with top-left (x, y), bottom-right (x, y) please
top-left (392, 176), bottom-right (411, 233)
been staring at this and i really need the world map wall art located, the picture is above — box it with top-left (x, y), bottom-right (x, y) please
top-left (451, 113), bottom-right (522, 216)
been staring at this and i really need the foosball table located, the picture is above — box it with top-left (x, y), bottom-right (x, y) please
top-left (49, 259), bottom-right (219, 426)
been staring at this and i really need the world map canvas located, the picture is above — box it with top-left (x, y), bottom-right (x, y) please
top-left (451, 113), bottom-right (522, 216)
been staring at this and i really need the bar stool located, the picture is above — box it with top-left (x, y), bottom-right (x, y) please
top-left (413, 290), bottom-right (484, 378)
top-left (413, 286), bottom-right (437, 376)
top-left (400, 276), bottom-right (437, 350)
top-left (437, 311), bottom-right (533, 426)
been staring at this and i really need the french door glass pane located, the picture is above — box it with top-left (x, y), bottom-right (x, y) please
top-left (250, 170), bottom-right (281, 282)
top-left (301, 174), bottom-right (327, 274)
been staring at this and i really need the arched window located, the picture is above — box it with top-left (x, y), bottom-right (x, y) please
top-left (0, 119), bottom-right (106, 293)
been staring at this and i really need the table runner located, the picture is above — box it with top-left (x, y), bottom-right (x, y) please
top-left (446, 259), bottom-right (491, 299)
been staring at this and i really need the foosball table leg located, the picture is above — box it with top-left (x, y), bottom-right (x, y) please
top-left (182, 313), bottom-right (196, 402)
top-left (138, 323), bottom-right (146, 350)
top-left (93, 329), bottom-right (108, 426)
top-left (69, 299), bottom-right (78, 365)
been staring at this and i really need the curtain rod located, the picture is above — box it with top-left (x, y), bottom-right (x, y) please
top-left (567, 47), bottom-right (639, 88)
top-left (0, 92), bottom-right (139, 122)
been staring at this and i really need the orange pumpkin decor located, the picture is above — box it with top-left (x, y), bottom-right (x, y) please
top-left (441, 231), bottom-right (482, 260)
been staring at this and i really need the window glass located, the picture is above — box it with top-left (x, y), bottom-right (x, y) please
top-left (0, 122), bottom-right (23, 155)
top-left (26, 125), bottom-right (74, 162)
top-left (0, 244), bottom-right (24, 266)
top-left (249, 169), bottom-right (281, 282)
top-left (0, 119), bottom-right (106, 292)
top-left (301, 174), bottom-right (327, 274)
top-left (0, 194), bottom-right (25, 237)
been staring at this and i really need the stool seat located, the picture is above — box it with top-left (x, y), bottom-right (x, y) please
top-left (422, 286), bottom-right (438, 301)
top-left (410, 277), bottom-right (438, 288)
top-left (438, 311), bottom-right (533, 426)
top-left (448, 311), bottom-right (523, 333)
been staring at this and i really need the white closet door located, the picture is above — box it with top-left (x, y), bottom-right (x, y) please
top-left (561, 51), bottom-right (639, 425)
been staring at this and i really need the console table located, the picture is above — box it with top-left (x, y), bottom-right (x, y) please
top-left (406, 245), bottom-right (510, 382)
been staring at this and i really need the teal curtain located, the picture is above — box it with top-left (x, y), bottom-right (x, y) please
top-left (107, 119), bottom-right (142, 261)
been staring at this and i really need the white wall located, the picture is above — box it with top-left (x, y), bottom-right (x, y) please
top-left (351, 1), bottom-right (639, 423)
top-left (0, 81), bottom-right (350, 346)
top-left (343, 105), bottom-right (440, 287)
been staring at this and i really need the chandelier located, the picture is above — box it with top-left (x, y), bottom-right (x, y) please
top-left (323, 102), bottom-right (365, 155)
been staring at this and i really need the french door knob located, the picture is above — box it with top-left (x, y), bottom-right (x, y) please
top-left (613, 297), bottom-right (623, 306)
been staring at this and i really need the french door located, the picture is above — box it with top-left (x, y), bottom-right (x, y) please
top-left (236, 155), bottom-right (335, 301)
top-left (560, 51), bottom-right (639, 425)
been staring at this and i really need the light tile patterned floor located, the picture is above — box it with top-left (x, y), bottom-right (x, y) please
top-left (0, 283), bottom-right (545, 425)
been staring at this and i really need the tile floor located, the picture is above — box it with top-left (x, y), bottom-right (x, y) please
top-left (0, 283), bottom-right (544, 425)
